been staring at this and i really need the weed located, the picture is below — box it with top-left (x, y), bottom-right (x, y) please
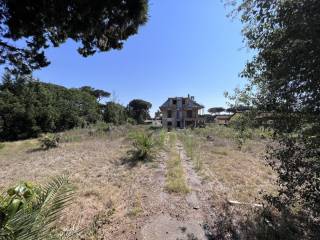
top-left (165, 135), bottom-right (190, 194)
top-left (129, 131), bottom-right (155, 160)
top-left (153, 129), bottom-right (166, 149)
top-left (178, 132), bottom-right (203, 172)
top-left (39, 133), bottom-right (60, 149)
top-left (0, 142), bottom-right (5, 150)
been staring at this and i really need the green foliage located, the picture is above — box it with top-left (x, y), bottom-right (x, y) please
top-left (103, 102), bottom-right (128, 125)
top-left (80, 86), bottom-right (110, 102)
top-left (129, 131), bottom-right (155, 160)
top-left (0, 73), bottom-right (101, 140)
top-left (231, 0), bottom-right (320, 234)
top-left (39, 134), bottom-right (60, 149)
top-left (208, 107), bottom-right (225, 115)
top-left (0, 143), bottom-right (4, 150)
top-left (0, 1), bottom-right (148, 74)
top-left (0, 175), bottom-right (73, 239)
top-left (128, 99), bottom-right (152, 124)
top-left (229, 113), bottom-right (253, 150)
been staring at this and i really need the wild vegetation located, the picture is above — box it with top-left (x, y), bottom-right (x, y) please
top-left (165, 133), bottom-right (190, 194)
top-left (0, 0), bottom-right (319, 238)
top-left (224, 0), bottom-right (320, 237)
top-left (0, 175), bottom-right (73, 239)
top-left (0, 72), bottom-right (152, 141)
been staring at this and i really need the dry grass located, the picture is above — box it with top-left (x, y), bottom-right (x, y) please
top-left (165, 133), bottom-right (190, 194)
top-left (0, 126), bottom-right (155, 238)
top-left (0, 124), bottom-right (279, 239)
top-left (187, 125), bottom-right (277, 203)
top-left (178, 132), bottom-right (203, 172)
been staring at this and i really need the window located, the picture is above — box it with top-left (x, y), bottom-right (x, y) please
top-left (172, 99), bottom-right (177, 105)
top-left (187, 110), bottom-right (193, 118)
top-left (167, 110), bottom-right (172, 118)
top-left (167, 121), bottom-right (172, 126)
top-left (182, 99), bottom-right (186, 105)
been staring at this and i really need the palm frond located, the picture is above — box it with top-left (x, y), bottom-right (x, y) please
top-left (0, 175), bottom-right (74, 240)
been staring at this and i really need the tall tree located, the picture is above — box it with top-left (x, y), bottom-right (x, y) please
top-left (0, 0), bottom-right (148, 74)
top-left (103, 102), bottom-right (128, 125)
top-left (0, 72), bottom-right (101, 140)
top-left (233, 0), bottom-right (320, 228)
top-left (128, 99), bottom-right (152, 124)
top-left (208, 107), bottom-right (225, 115)
top-left (80, 86), bottom-right (110, 102)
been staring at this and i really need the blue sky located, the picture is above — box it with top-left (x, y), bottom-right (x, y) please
top-left (5, 0), bottom-right (251, 116)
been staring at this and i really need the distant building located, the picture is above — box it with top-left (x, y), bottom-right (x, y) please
top-left (160, 95), bottom-right (204, 129)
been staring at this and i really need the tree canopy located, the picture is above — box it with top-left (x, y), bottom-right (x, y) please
top-left (0, 72), bottom-right (101, 140)
top-left (234, 0), bottom-right (320, 230)
top-left (80, 86), bottom-right (110, 102)
top-left (0, 0), bottom-right (148, 74)
top-left (208, 107), bottom-right (225, 115)
top-left (128, 99), bottom-right (152, 124)
top-left (103, 101), bottom-right (128, 125)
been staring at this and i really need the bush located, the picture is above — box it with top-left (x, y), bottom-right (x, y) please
top-left (127, 118), bottom-right (136, 125)
top-left (129, 131), bottom-right (155, 160)
top-left (0, 142), bottom-right (4, 150)
top-left (229, 113), bottom-right (253, 149)
top-left (103, 102), bottom-right (128, 125)
top-left (39, 133), bottom-right (60, 149)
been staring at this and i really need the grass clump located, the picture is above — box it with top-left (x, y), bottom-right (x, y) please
top-left (165, 133), bottom-right (189, 194)
top-left (153, 129), bottom-right (167, 149)
top-left (129, 131), bottom-right (155, 160)
top-left (0, 142), bottom-right (5, 150)
top-left (165, 151), bottom-right (190, 194)
top-left (39, 133), bottom-right (60, 149)
top-left (179, 132), bottom-right (203, 172)
top-left (127, 192), bottom-right (143, 218)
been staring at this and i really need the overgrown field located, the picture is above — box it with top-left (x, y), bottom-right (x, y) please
top-left (0, 123), bottom-right (278, 239)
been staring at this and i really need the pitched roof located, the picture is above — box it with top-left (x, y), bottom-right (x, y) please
top-left (160, 97), bottom-right (204, 109)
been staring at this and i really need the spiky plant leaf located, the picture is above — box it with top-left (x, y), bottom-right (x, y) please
top-left (0, 175), bottom-right (74, 240)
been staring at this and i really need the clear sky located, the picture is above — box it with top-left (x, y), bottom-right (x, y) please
top-left (4, 0), bottom-right (251, 116)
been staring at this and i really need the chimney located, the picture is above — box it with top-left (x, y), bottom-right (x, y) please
top-left (187, 94), bottom-right (190, 99)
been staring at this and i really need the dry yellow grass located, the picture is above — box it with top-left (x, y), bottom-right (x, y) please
top-left (200, 136), bottom-right (276, 203)
top-left (0, 125), bottom-right (279, 239)
top-left (165, 133), bottom-right (190, 194)
top-left (0, 127), bottom-right (156, 238)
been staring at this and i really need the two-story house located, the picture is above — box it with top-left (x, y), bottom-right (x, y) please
top-left (159, 95), bottom-right (204, 129)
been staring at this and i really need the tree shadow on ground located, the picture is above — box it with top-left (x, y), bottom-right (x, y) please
top-left (203, 202), bottom-right (319, 240)
top-left (26, 147), bottom-right (48, 153)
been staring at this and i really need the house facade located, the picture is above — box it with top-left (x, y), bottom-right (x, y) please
top-left (160, 96), bottom-right (204, 129)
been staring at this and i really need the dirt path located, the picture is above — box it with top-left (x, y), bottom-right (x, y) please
top-left (139, 139), bottom-right (213, 240)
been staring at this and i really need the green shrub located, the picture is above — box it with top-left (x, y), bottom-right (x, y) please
top-left (0, 142), bottom-right (4, 150)
top-left (0, 175), bottom-right (73, 239)
top-left (229, 114), bottom-right (253, 150)
top-left (127, 118), bottom-right (136, 125)
top-left (39, 133), bottom-right (60, 149)
top-left (129, 131), bottom-right (155, 160)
